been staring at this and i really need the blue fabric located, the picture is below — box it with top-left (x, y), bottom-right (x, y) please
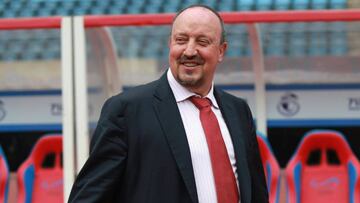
top-left (275, 175), bottom-right (280, 203)
top-left (294, 163), bottom-right (302, 203)
top-left (266, 162), bottom-right (271, 191)
top-left (348, 162), bottom-right (356, 203)
top-left (24, 165), bottom-right (35, 203)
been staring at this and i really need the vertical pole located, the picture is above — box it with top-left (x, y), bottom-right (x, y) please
top-left (61, 17), bottom-right (76, 203)
top-left (73, 16), bottom-right (90, 174)
top-left (247, 23), bottom-right (268, 136)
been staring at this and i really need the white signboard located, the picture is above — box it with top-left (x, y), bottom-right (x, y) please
top-left (0, 85), bottom-right (359, 131)
top-left (227, 85), bottom-right (360, 126)
top-left (0, 90), bottom-right (102, 132)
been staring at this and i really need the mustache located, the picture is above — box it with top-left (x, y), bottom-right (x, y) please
top-left (178, 55), bottom-right (205, 64)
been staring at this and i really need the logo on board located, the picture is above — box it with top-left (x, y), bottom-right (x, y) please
top-left (50, 103), bottom-right (62, 116)
top-left (0, 100), bottom-right (6, 121)
top-left (349, 97), bottom-right (360, 111)
top-left (277, 92), bottom-right (300, 117)
top-left (310, 177), bottom-right (339, 190)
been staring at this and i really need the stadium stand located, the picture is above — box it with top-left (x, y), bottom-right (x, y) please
top-left (257, 133), bottom-right (280, 203)
top-left (285, 130), bottom-right (360, 203)
top-left (0, 145), bottom-right (9, 203)
top-left (17, 135), bottom-right (63, 203)
top-left (0, 0), bottom-right (349, 61)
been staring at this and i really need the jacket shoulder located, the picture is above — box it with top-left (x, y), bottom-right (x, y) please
top-left (99, 79), bottom-right (160, 118)
top-left (114, 79), bottom-right (159, 101)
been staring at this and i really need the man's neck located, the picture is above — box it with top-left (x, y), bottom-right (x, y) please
top-left (186, 85), bottom-right (211, 97)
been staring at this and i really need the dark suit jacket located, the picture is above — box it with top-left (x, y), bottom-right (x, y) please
top-left (68, 72), bottom-right (268, 203)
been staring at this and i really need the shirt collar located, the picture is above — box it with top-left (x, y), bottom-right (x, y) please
top-left (167, 69), bottom-right (219, 109)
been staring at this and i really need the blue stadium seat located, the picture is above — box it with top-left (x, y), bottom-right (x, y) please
top-left (329, 31), bottom-right (347, 55)
top-left (182, 0), bottom-right (201, 8)
top-left (89, 7), bottom-right (106, 15)
top-left (257, 0), bottom-right (273, 10)
top-left (77, 0), bottom-right (93, 10)
top-left (105, 1), bottom-right (125, 14)
top-left (73, 7), bottom-right (87, 15)
top-left (17, 8), bottom-right (37, 17)
top-left (149, 0), bottom-right (164, 4)
top-left (129, 0), bottom-right (145, 10)
top-left (37, 8), bottom-right (53, 17)
top-left (287, 23), bottom-right (307, 56)
top-left (218, 1), bottom-right (235, 11)
top-left (142, 36), bottom-right (163, 58)
top-left (288, 33), bottom-right (306, 56)
top-left (202, 0), bottom-right (217, 8)
top-left (311, 0), bottom-right (328, 9)
top-left (43, 1), bottom-right (58, 11)
top-left (308, 32), bottom-right (328, 56)
top-left (126, 3), bottom-right (143, 14)
top-left (2, 9), bottom-right (17, 18)
top-left (274, 0), bottom-right (291, 9)
top-left (330, 0), bottom-right (346, 9)
top-left (54, 6), bottom-right (72, 16)
top-left (94, 0), bottom-right (111, 8)
top-left (143, 5), bottom-right (161, 14)
top-left (293, 0), bottom-right (309, 9)
top-left (264, 24), bottom-right (288, 56)
top-left (236, 0), bottom-right (255, 10)
top-left (9, 1), bottom-right (23, 15)
top-left (163, 6), bottom-right (178, 13)
top-left (266, 34), bottom-right (286, 56)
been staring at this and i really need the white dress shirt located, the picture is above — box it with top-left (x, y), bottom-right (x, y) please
top-left (167, 70), bottom-right (239, 203)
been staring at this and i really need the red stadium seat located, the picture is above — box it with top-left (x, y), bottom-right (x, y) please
top-left (0, 145), bottom-right (9, 203)
top-left (17, 135), bottom-right (63, 203)
top-left (257, 133), bottom-right (280, 203)
top-left (285, 130), bottom-right (360, 203)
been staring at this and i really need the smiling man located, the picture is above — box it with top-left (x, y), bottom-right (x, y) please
top-left (169, 6), bottom-right (227, 96)
top-left (69, 4), bottom-right (268, 203)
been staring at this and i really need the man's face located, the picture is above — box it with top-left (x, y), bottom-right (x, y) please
top-left (168, 7), bottom-right (227, 95)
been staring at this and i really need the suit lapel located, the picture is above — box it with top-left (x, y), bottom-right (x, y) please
top-left (214, 88), bottom-right (252, 203)
top-left (153, 73), bottom-right (198, 203)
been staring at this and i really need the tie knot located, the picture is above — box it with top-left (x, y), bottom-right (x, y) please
top-left (189, 96), bottom-right (211, 110)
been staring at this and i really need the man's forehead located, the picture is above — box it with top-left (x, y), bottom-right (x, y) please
top-left (172, 7), bottom-right (222, 32)
top-left (174, 7), bottom-right (219, 24)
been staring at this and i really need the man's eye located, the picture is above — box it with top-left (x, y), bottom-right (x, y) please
top-left (198, 40), bottom-right (209, 46)
top-left (176, 38), bottom-right (187, 43)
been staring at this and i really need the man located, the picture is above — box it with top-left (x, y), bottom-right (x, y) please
top-left (69, 4), bottom-right (268, 203)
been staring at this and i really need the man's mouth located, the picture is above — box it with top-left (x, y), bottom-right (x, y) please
top-left (182, 62), bottom-right (200, 67)
top-left (178, 55), bottom-right (204, 67)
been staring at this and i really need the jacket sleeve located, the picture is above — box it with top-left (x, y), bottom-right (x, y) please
top-left (68, 96), bottom-right (128, 203)
top-left (244, 103), bottom-right (269, 203)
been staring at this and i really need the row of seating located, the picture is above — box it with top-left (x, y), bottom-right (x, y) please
top-left (260, 130), bottom-right (360, 203)
top-left (0, 130), bottom-right (357, 202)
top-left (0, 135), bottom-right (63, 203)
top-left (0, 0), bottom-right (348, 18)
top-left (0, 22), bottom-right (348, 61)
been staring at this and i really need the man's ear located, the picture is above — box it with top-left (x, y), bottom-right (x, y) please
top-left (218, 42), bottom-right (227, 62)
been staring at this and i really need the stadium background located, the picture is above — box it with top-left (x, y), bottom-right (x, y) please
top-left (0, 0), bottom-right (360, 202)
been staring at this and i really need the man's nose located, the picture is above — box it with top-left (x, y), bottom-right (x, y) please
top-left (183, 41), bottom-right (197, 57)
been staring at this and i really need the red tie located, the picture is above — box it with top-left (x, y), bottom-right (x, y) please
top-left (190, 96), bottom-right (239, 203)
